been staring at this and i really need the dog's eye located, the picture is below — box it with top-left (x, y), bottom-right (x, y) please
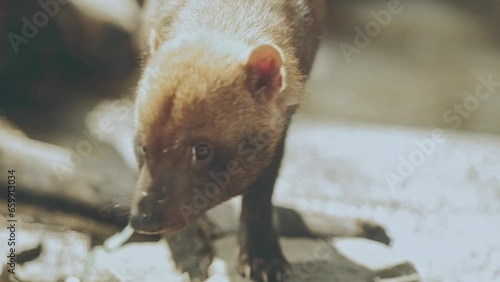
top-left (192, 144), bottom-right (212, 162)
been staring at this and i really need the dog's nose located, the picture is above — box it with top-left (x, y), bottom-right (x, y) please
top-left (130, 197), bottom-right (165, 234)
top-left (130, 210), bottom-right (165, 234)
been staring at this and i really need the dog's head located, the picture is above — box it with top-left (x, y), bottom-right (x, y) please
top-left (129, 33), bottom-right (302, 234)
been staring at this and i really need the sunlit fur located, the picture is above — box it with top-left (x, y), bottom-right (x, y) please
top-left (131, 0), bottom-right (324, 232)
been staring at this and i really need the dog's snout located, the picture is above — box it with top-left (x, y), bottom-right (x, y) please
top-left (130, 195), bottom-right (165, 234)
top-left (130, 211), bottom-right (164, 234)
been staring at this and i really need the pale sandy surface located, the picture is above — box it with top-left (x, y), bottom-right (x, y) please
top-left (276, 115), bottom-right (500, 282)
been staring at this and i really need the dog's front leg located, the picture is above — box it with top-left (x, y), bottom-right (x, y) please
top-left (238, 139), bottom-right (288, 282)
top-left (164, 216), bottom-right (215, 282)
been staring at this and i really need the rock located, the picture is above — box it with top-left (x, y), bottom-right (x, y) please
top-left (0, 204), bottom-right (122, 282)
top-left (334, 238), bottom-right (419, 281)
top-left (0, 228), bottom-right (90, 282)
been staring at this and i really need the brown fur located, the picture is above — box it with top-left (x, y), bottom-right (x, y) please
top-left (132, 39), bottom-right (289, 232)
top-left (131, 0), bottom-right (324, 232)
top-left (130, 0), bottom-right (325, 280)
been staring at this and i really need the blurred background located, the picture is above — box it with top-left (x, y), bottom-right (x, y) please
top-left (307, 0), bottom-right (500, 133)
top-left (2, 0), bottom-right (500, 136)
top-left (1, 0), bottom-right (500, 282)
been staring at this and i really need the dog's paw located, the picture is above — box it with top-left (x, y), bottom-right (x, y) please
top-left (185, 260), bottom-right (211, 282)
top-left (237, 252), bottom-right (289, 282)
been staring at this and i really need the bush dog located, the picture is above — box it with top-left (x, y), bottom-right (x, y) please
top-left (130, 0), bottom-right (325, 281)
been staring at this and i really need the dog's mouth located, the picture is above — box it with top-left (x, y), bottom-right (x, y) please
top-left (132, 226), bottom-right (166, 235)
top-left (129, 208), bottom-right (189, 235)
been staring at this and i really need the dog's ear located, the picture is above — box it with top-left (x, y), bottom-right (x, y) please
top-left (245, 44), bottom-right (286, 102)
